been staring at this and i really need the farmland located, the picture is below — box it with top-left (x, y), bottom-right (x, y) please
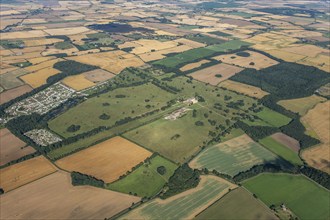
top-left (190, 134), bottom-right (279, 176)
top-left (0, 156), bottom-right (57, 192)
top-left (0, 171), bottom-right (140, 220)
top-left (278, 95), bottom-right (326, 115)
top-left (243, 173), bottom-right (330, 220)
top-left (55, 136), bottom-right (152, 183)
top-left (195, 187), bottom-right (277, 220)
top-left (107, 155), bottom-right (178, 197)
top-left (218, 80), bottom-right (269, 99)
top-left (0, 84), bottom-right (32, 105)
top-left (243, 107), bottom-right (291, 127)
top-left (120, 176), bottom-right (237, 220)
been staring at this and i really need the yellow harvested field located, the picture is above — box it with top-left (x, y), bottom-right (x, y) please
top-left (298, 54), bottom-right (330, 72)
top-left (0, 156), bottom-right (57, 192)
top-left (0, 10), bottom-right (21, 16)
top-left (23, 38), bottom-right (64, 47)
top-left (139, 45), bottom-right (192, 62)
top-left (128, 39), bottom-right (179, 55)
top-left (189, 63), bottom-right (243, 85)
top-left (155, 30), bottom-right (177, 36)
top-left (28, 56), bottom-right (56, 65)
top-left (56, 136), bottom-right (152, 183)
top-left (301, 101), bottom-right (330, 173)
top-left (278, 95), bottom-right (326, 115)
top-left (266, 49), bottom-right (306, 62)
top-left (180, 60), bottom-right (211, 72)
top-left (0, 30), bottom-right (48, 40)
top-left (0, 67), bottom-right (17, 75)
top-left (0, 171), bottom-right (140, 220)
top-left (23, 18), bottom-right (47, 24)
top-left (282, 44), bottom-right (327, 57)
top-left (20, 67), bottom-right (61, 88)
top-left (43, 27), bottom-right (90, 36)
top-left (174, 38), bottom-right (206, 48)
top-left (219, 80), bottom-right (269, 99)
top-left (83, 69), bottom-right (116, 82)
top-left (41, 47), bottom-right (79, 56)
top-left (25, 58), bottom-right (62, 72)
top-left (213, 50), bottom-right (278, 70)
top-left (1, 52), bottom-right (43, 62)
top-left (62, 74), bottom-right (96, 91)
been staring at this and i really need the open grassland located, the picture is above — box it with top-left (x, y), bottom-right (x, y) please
top-left (301, 101), bottom-right (330, 173)
top-left (195, 187), bottom-right (277, 220)
top-left (120, 176), bottom-right (237, 220)
top-left (48, 83), bottom-right (175, 138)
top-left (0, 156), bottom-right (57, 192)
top-left (0, 171), bottom-right (140, 220)
top-left (213, 50), bottom-right (279, 70)
top-left (189, 63), bottom-right (243, 85)
top-left (243, 173), bottom-right (330, 220)
top-left (0, 128), bottom-right (35, 166)
top-left (0, 84), bottom-right (32, 105)
top-left (62, 74), bottom-right (96, 91)
top-left (55, 136), bottom-right (152, 183)
top-left (190, 134), bottom-right (279, 176)
top-left (219, 80), bottom-right (269, 99)
top-left (107, 156), bottom-right (178, 197)
top-left (20, 67), bottom-right (61, 88)
top-left (259, 137), bottom-right (303, 165)
top-left (244, 107), bottom-right (291, 127)
top-left (270, 132), bottom-right (300, 152)
top-left (278, 95), bottom-right (326, 115)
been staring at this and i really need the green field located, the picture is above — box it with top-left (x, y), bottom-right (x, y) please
top-left (277, 95), bottom-right (326, 115)
top-left (121, 176), bottom-right (234, 220)
top-left (54, 41), bottom-right (75, 50)
top-left (243, 173), bottom-right (330, 220)
top-left (244, 107), bottom-right (291, 127)
top-left (48, 83), bottom-right (176, 138)
top-left (195, 187), bottom-right (277, 220)
top-left (107, 156), bottom-right (178, 197)
top-left (190, 134), bottom-right (279, 176)
top-left (259, 136), bottom-right (303, 165)
top-left (186, 34), bottom-right (226, 45)
top-left (221, 128), bottom-right (245, 142)
top-left (206, 40), bottom-right (251, 52)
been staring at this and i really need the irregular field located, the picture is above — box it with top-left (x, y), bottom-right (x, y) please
top-left (190, 134), bottom-right (279, 176)
top-left (55, 136), bottom-right (152, 183)
top-left (43, 27), bottom-right (90, 35)
top-left (0, 171), bottom-right (140, 220)
top-left (180, 60), bottom-right (211, 72)
top-left (213, 50), bottom-right (279, 70)
top-left (189, 63), bottom-right (243, 85)
top-left (0, 30), bottom-right (48, 40)
top-left (301, 101), bottom-right (330, 173)
top-left (0, 156), bottom-right (57, 192)
top-left (107, 156), bottom-right (178, 197)
top-left (244, 107), bottom-right (292, 127)
top-left (83, 69), bottom-right (116, 83)
top-left (120, 176), bottom-right (237, 220)
top-left (20, 67), bottom-right (61, 88)
top-left (62, 74), bottom-right (96, 91)
top-left (0, 84), bottom-right (32, 105)
top-left (0, 128), bottom-right (35, 166)
top-left (0, 69), bottom-right (29, 90)
top-left (270, 132), bottom-right (300, 152)
top-left (219, 80), bottom-right (269, 99)
top-left (277, 95), bottom-right (326, 115)
top-left (259, 137), bottom-right (303, 166)
top-left (195, 187), bottom-right (277, 220)
top-left (243, 173), bottom-right (330, 220)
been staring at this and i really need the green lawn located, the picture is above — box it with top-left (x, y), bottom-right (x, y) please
top-left (259, 136), bottom-right (303, 165)
top-left (107, 156), bottom-right (178, 197)
top-left (195, 187), bottom-right (277, 220)
top-left (243, 173), bottom-right (330, 220)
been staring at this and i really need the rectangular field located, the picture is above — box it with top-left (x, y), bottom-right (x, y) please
top-left (218, 80), bottom-right (269, 99)
top-left (0, 171), bottom-right (140, 220)
top-left (55, 136), bottom-right (152, 183)
top-left (120, 176), bottom-right (237, 220)
top-left (0, 84), bottom-right (32, 105)
top-left (244, 107), bottom-right (291, 127)
top-left (195, 187), bottom-right (277, 220)
top-left (243, 173), bottom-right (330, 220)
top-left (0, 156), bottom-right (57, 192)
top-left (270, 132), bottom-right (300, 152)
top-left (62, 74), bottom-right (96, 91)
top-left (190, 134), bottom-right (279, 176)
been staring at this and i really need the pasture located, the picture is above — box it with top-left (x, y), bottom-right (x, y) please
top-left (120, 176), bottom-right (237, 220)
top-left (243, 173), bottom-right (330, 220)
top-left (0, 156), bottom-right (57, 192)
top-left (0, 171), bottom-right (140, 220)
top-left (259, 136), bottom-right (303, 165)
top-left (0, 128), bottom-right (35, 166)
top-left (218, 80), bottom-right (269, 99)
top-left (190, 134), bottom-right (279, 176)
top-left (278, 95), bottom-right (326, 115)
top-left (107, 156), bottom-right (178, 197)
top-left (55, 136), bottom-right (152, 183)
top-left (244, 107), bottom-right (291, 127)
top-left (195, 187), bottom-right (277, 220)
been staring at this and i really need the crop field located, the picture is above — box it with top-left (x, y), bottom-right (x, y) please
top-left (277, 95), bottom-right (326, 115)
top-left (189, 63), bottom-right (243, 85)
top-left (20, 67), bottom-right (61, 88)
top-left (190, 134), bottom-right (279, 176)
top-left (62, 74), bottom-right (96, 91)
top-left (195, 187), bottom-right (277, 220)
top-left (43, 27), bottom-right (90, 36)
top-left (0, 84), bottom-right (32, 105)
top-left (179, 60), bottom-right (211, 72)
top-left (0, 171), bottom-right (140, 220)
top-left (243, 173), bottom-right (330, 220)
top-left (301, 101), bottom-right (330, 173)
top-left (82, 69), bottom-right (116, 83)
top-left (0, 128), bottom-right (35, 166)
top-left (23, 38), bottom-right (64, 47)
top-left (107, 156), bottom-right (178, 197)
top-left (218, 80), bottom-right (269, 99)
top-left (55, 136), bottom-right (152, 183)
top-left (213, 50), bottom-right (278, 70)
top-left (259, 136), bottom-right (303, 165)
top-left (0, 30), bottom-right (48, 40)
top-left (120, 176), bottom-right (237, 220)
top-left (0, 68), bottom-right (29, 90)
top-left (0, 156), bottom-right (57, 192)
top-left (119, 39), bottom-right (179, 55)
top-left (139, 45), bottom-right (192, 62)
top-left (48, 83), bottom-right (176, 138)
top-left (270, 132), bottom-right (300, 152)
top-left (244, 107), bottom-right (291, 127)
